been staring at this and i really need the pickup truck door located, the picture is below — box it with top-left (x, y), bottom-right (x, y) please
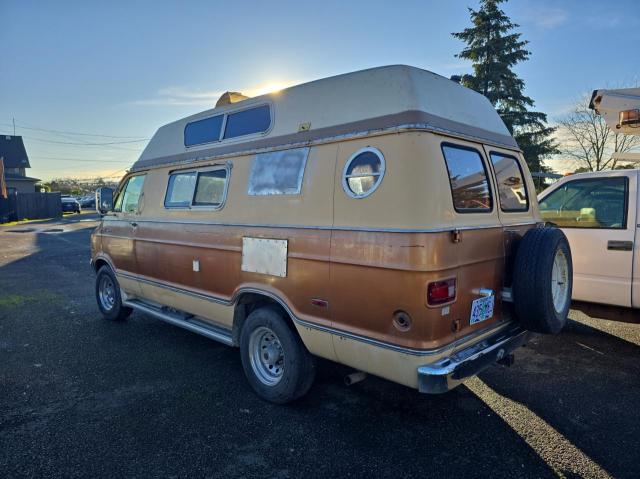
top-left (538, 171), bottom-right (637, 308)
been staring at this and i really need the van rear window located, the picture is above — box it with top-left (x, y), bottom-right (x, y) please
top-left (441, 144), bottom-right (492, 212)
top-left (490, 153), bottom-right (529, 212)
top-left (184, 115), bottom-right (223, 147)
top-left (223, 105), bottom-right (271, 140)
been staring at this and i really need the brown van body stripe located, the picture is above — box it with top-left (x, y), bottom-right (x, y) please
top-left (99, 222), bottom-right (530, 351)
top-left (131, 110), bottom-right (519, 171)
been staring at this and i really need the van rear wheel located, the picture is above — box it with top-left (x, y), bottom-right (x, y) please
top-left (512, 227), bottom-right (573, 334)
top-left (240, 306), bottom-right (316, 404)
top-left (95, 266), bottom-right (132, 321)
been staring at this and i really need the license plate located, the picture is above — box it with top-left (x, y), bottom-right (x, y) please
top-left (470, 295), bottom-right (494, 325)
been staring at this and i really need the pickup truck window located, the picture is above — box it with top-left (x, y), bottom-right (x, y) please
top-left (539, 177), bottom-right (628, 229)
top-left (489, 153), bottom-right (528, 212)
top-left (441, 144), bottom-right (492, 212)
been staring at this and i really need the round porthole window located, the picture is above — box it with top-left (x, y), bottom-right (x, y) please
top-left (342, 147), bottom-right (385, 198)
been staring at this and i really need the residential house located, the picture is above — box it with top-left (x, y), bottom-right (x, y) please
top-left (0, 135), bottom-right (40, 194)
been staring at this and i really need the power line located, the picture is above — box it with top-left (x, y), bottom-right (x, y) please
top-left (0, 121), bottom-right (149, 139)
top-left (31, 156), bottom-right (132, 163)
top-left (25, 136), bottom-right (148, 146)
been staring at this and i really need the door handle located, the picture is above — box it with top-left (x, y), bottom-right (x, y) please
top-left (607, 240), bottom-right (633, 251)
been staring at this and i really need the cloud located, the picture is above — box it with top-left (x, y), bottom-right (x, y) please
top-left (125, 87), bottom-right (225, 107)
top-left (521, 7), bottom-right (568, 29)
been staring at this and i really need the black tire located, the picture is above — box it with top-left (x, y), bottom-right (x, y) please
top-left (95, 265), bottom-right (132, 321)
top-left (512, 227), bottom-right (573, 334)
top-left (240, 306), bottom-right (316, 404)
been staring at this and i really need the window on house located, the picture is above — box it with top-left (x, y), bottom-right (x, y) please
top-left (490, 153), bottom-right (529, 212)
top-left (248, 147), bottom-right (309, 195)
top-left (114, 175), bottom-right (146, 213)
top-left (441, 144), bottom-right (492, 212)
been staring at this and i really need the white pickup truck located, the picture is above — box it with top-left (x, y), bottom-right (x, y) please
top-left (538, 86), bottom-right (640, 321)
top-left (538, 169), bottom-right (639, 321)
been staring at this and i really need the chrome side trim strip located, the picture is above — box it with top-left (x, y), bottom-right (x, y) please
top-left (104, 217), bottom-right (537, 234)
top-left (123, 298), bottom-right (234, 346)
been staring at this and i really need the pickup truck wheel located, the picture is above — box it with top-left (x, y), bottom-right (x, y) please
top-left (240, 306), bottom-right (316, 404)
top-left (512, 227), bottom-right (573, 334)
top-left (95, 266), bottom-right (132, 321)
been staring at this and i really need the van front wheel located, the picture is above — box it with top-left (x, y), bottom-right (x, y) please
top-left (95, 266), bottom-right (132, 321)
top-left (240, 306), bottom-right (316, 404)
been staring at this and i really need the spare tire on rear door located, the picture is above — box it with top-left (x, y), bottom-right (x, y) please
top-left (512, 226), bottom-right (572, 334)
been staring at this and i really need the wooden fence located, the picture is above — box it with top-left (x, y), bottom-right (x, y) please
top-left (0, 192), bottom-right (62, 223)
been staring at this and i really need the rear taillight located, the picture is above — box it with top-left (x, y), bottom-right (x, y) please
top-left (427, 278), bottom-right (456, 305)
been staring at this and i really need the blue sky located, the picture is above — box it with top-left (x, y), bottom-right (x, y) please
top-left (1, 0), bottom-right (638, 180)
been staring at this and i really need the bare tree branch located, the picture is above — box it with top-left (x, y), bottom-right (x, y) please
top-left (557, 95), bottom-right (640, 171)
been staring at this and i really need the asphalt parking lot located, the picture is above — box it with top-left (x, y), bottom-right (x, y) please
top-left (1, 213), bottom-right (639, 478)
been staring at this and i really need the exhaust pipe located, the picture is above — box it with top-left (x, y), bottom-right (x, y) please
top-left (344, 371), bottom-right (367, 386)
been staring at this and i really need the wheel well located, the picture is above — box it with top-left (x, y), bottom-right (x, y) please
top-left (232, 292), bottom-right (296, 347)
top-left (93, 258), bottom-right (109, 273)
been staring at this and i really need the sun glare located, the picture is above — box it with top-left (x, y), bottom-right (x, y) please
top-left (248, 81), bottom-right (295, 97)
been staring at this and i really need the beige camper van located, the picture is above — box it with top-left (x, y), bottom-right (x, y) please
top-left (92, 66), bottom-right (572, 403)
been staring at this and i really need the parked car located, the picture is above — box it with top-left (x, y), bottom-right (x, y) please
top-left (538, 169), bottom-right (639, 322)
top-left (79, 196), bottom-right (95, 209)
top-left (90, 65), bottom-right (572, 403)
top-left (61, 197), bottom-right (81, 214)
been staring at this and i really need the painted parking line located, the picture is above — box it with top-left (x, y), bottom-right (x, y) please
top-left (466, 377), bottom-right (612, 479)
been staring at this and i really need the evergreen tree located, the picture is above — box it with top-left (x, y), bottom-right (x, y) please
top-left (452, 0), bottom-right (557, 172)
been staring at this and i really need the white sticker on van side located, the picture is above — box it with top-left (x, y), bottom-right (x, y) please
top-left (241, 237), bottom-right (288, 277)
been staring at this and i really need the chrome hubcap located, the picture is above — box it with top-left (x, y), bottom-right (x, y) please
top-left (98, 275), bottom-right (116, 311)
top-left (249, 326), bottom-right (285, 386)
top-left (551, 249), bottom-right (569, 313)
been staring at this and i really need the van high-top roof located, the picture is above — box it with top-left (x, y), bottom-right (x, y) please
top-left (132, 65), bottom-right (517, 171)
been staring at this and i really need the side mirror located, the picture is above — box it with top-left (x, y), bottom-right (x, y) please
top-left (96, 187), bottom-right (114, 215)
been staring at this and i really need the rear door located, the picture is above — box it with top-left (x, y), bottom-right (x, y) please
top-left (483, 147), bottom-right (538, 297)
top-left (538, 171), bottom-right (636, 307)
top-left (439, 139), bottom-right (506, 341)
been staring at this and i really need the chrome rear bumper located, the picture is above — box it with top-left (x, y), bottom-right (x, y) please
top-left (417, 326), bottom-right (530, 394)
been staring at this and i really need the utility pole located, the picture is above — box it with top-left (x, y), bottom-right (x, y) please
top-left (12, 117), bottom-right (15, 136)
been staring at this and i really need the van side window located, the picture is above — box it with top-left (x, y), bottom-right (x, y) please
top-left (184, 115), bottom-right (224, 147)
top-left (539, 177), bottom-right (628, 229)
top-left (223, 105), bottom-right (271, 140)
top-left (114, 175), bottom-right (146, 214)
top-left (164, 167), bottom-right (229, 209)
top-left (248, 147), bottom-right (309, 195)
top-left (489, 152), bottom-right (529, 212)
top-left (165, 172), bottom-right (197, 207)
top-left (342, 147), bottom-right (385, 198)
top-left (193, 170), bottom-right (227, 206)
top-left (441, 144), bottom-right (492, 212)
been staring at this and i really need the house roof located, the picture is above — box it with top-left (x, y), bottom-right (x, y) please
top-left (0, 135), bottom-right (31, 169)
top-left (4, 172), bottom-right (40, 182)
